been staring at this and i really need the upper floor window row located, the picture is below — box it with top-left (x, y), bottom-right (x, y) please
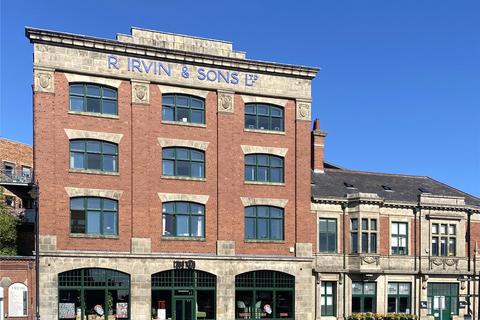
top-left (70, 139), bottom-right (118, 172)
top-left (245, 154), bottom-right (284, 183)
top-left (432, 223), bottom-right (456, 256)
top-left (70, 197), bottom-right (118, 236)
top-left (69, 84), bottom-right (118, 115)
top-left (162, 94), bottom-right (205, 124)
top-left (162, 147), bottom-right (205, 178)
top-left (245, 103), bottom-right (284, 132)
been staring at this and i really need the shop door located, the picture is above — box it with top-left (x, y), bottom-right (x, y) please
top-left (431, 296), bottom-right (450, 320)
top-left (174, 298), bottom-right (193, 320)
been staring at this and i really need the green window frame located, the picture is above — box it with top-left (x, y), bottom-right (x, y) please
top-left (162, 147), bottom-right (205, 178)
top-left (70, 197), bottom-right (118, 236)
top-left (431, 223), bottom-right (456, 257)
top-left (162, 202), bottom-right (205, 238)
top-left (391, 222), bottom-right (408, 255)
top-left (427, 283), bottom-right (459, 316)
top-left (70, 139), bottom-right (118, 172)
top-left (162, 94), bottom-right (205, 124)
top-left (321, 281), bottom-right (336, 316)
top-left (244, 103), bottom-right (284, 131)
top-left (245, 206), bottom-right (284, 241)
top-left (69, 83), bottom-right (118, 115)
top-left (58, 268), bottom-right (130, 320)
top-left (351, 218), bottom-right (377, 254)
top-left (245, 154), bottom-right (284, 183)
top-left (235, 270), bottom-right (294, 320)
top-left (352, 282), bottom-right (376, 313)
top-left (319, 218), bottom-right (337, 253)
top-left (387, 282), bottom-right (411, 313)
top-left (151, 269), bottom-right (216, 320)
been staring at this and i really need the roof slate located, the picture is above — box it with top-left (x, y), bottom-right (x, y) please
top-left (312, 168), bottom-right (480, 207)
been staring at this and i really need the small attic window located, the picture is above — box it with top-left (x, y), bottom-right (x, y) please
top-left (382, 185), bottom-right (394, 192)
top-left (344, 182), bottom-right (355, 189)
top-left (418, 187), bottom-right (429, 193)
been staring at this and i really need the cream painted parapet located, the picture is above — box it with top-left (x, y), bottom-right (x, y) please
top-left (158, 84), bottom-right (210, 99)
top-left (131, 79), bottom-right (150, 104)
top-left (158, 137), bottom-right (209, 151)
top-left (158, 192), bottom-right (209, 204)
top-left (240, 197), bottom-right (288, 208)
top-left (26, 28), bottom-right (318, 100)
top-left (64, 187), bottom-right (123, 200)
top-left (241, 95), bottom-right (288, 107)
top-left (240, 145), bottom-right (288, 157)
top-left (295, 99), bottom-right (311, 121)
top-left (64, 73), bottom-right (122, 88)
top-left (64, 129), bottom-right (123, 144)
top-left (34, 67), bottom-right (55, 93)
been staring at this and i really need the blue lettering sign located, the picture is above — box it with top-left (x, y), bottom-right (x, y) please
top-left (107, 55), bottom-right (258, 87)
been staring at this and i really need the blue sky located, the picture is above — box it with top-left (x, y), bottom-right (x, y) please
top-left (1, 0), bottom-right (479, 196)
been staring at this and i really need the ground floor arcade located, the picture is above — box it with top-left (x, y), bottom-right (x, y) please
top-left (38, 254), bottom-right (314, 320)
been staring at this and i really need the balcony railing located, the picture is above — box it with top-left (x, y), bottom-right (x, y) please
top-left (0, 168), bottom-right (33, 184)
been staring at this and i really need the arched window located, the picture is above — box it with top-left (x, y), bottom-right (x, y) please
top-left (70, 139), bottom-right (118, 172)
top-left (162, 94), bottom-right (205, 124)
top-left (244, 103), bottom-right (284, 131)
top-left (152, 269), bottom-right (216, 320)
top-left (245, 206), bottom-right (284, 240)
top-left (162, 147), bottom-right (205, 178)
top-left (58, 268), bottom-right (130, 320)
top-left (70, 197), bottom-right (118, 235)
top-left (69, 83), bottom-right (118, 115)
top-left (162, 202), bottom-right (205, 238)
top-left (235, 270), bottom-right (294, 319)
top-left (245, 154), bottom-right (283, 183)
top-left (8, 283), bottom-right (28, 317)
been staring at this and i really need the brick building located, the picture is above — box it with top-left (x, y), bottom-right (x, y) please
top-left (0, 138), bottom-right (35, 319)
top-left (24, 27), bottom-right (479, 320)
top-left (26, 27), bottom-right (317, 320)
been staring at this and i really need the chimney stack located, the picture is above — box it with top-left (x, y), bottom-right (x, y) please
top-left (311, 118), bottom-right (327, 172)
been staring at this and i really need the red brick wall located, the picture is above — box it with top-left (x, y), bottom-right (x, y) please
top-left (0, 138), bottom-right (33, 209)
top-left (34, 72), bottom-right (313, 256)
top-left (0, 258), bottom-right (36, 320)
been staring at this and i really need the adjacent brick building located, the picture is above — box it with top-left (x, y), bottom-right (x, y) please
top-left (24, 27), bottom-right (480, 320)
top-left (0, 138), bottom-right (35, 319)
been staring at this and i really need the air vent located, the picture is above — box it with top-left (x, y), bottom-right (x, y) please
top-left (418, 187), bottom-right (429, 193)
top-left (382, 185), bottom-right (394, 192)
top-left (344, 182), bottom-right (355, 189)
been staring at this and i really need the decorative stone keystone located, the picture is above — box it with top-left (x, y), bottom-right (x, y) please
top-left (295, 99), bottom-right (311, 121)
top-left (131, 238), bottom-right (152, 254)
top-left (217, 240), bottom-right (235, 256)
top-left (217, 90), bottom-right (234, 113)
top-left (34, 67), bottom-right (55, 93)
top-left (131, 80), bottom-right (150, 104)
top-left (295, 243), bottom-right (313, 257)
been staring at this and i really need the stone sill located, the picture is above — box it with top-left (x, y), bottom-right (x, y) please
top-left (244, 128), bottom-right (285, 135)
top-left (245, 239), bottom-right (285, 244)
top-left (68, 111), bottom-right (119, 119)
top-left (245, 181), bottom-right (285, 186)
top-left (70, 169), bottom-right (119, 176)
top-left (161, 175), bottom-right (206, 182)
top-left (162, 120), bottom-right (206, 128)
top-left (162, 236), bottom-right (206, 241)
top-left (69, 233), bottom-right (119, 239)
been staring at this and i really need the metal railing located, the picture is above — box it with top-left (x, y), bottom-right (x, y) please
top-left (0, 168), bottom-right (33, 184)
